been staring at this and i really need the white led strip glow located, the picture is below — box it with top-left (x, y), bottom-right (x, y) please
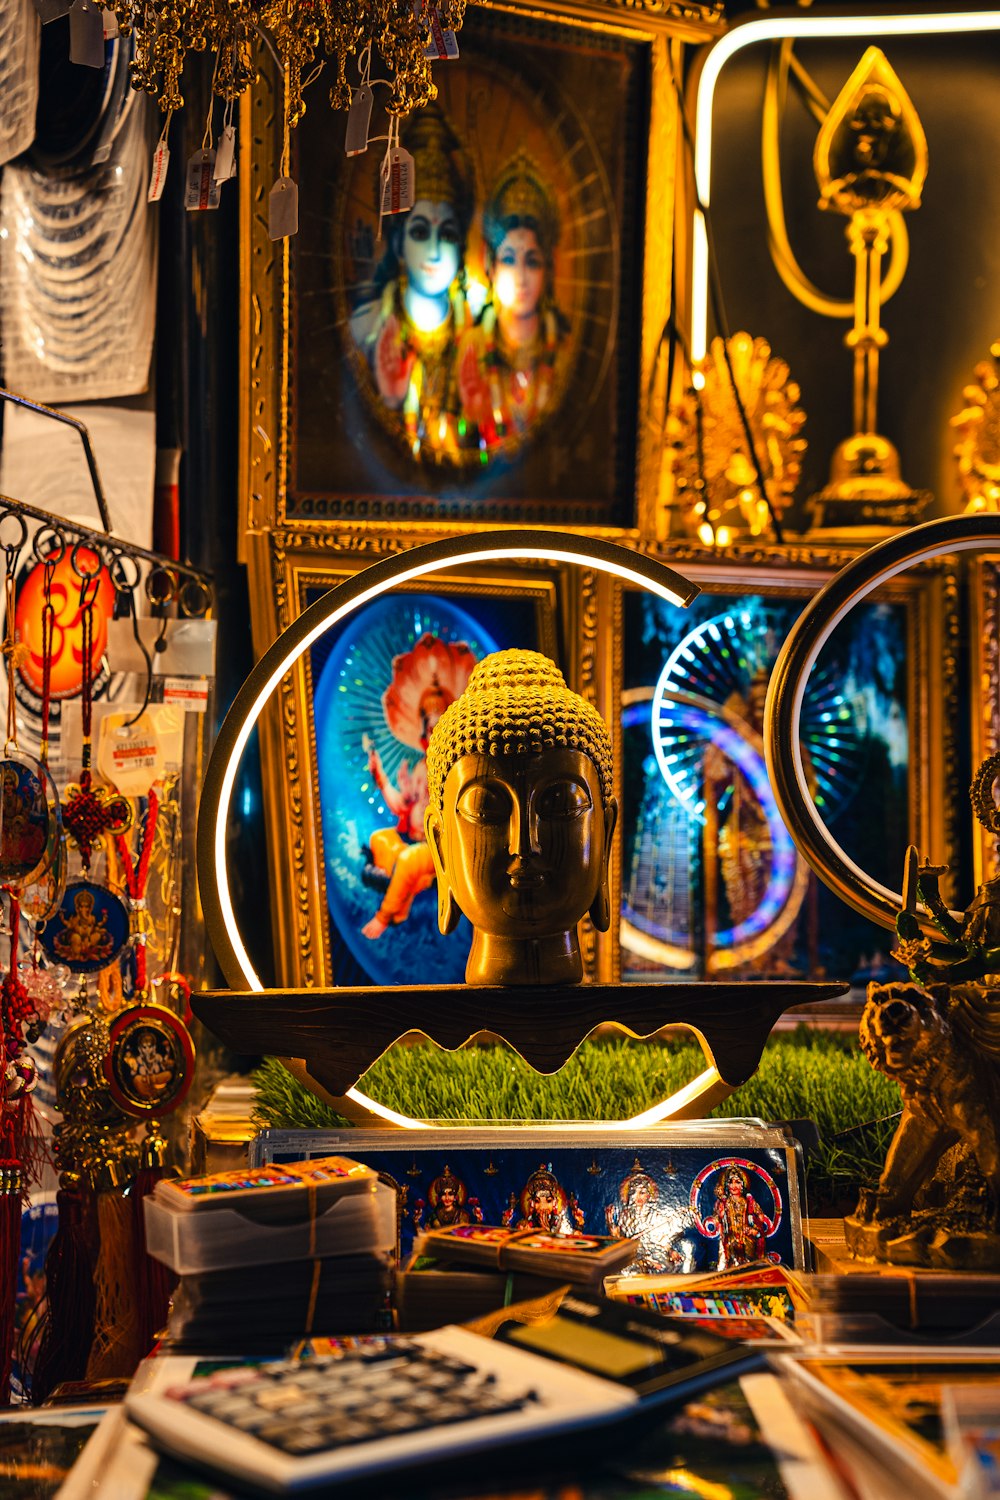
top-left (209, 536), bottom-right (724, 1129)
top-left (691, 11), bottom-right (1000, 362)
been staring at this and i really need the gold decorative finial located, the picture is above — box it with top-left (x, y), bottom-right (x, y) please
top-left (808, 48), bottom-right (930, 535)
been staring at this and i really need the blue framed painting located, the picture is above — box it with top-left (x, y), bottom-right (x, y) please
top-left (617, 555), bottom-right (956, 993)
top-left (301, 574), bottom-right (560, 989)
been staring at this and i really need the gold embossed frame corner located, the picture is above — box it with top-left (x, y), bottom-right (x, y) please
top-left (238, 0), bottom-right (723, 547)
top-left (603, 537), bottom-right (958, 988)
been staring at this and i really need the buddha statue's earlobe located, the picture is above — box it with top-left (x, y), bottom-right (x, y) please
top-left (425, 804), bottom-right (461, 935)
top-left (588, 796), bottom-right (618, 933)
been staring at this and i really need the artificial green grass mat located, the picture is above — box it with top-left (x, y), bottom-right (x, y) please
top-left (251, 1029), bottom-right (900, 1210)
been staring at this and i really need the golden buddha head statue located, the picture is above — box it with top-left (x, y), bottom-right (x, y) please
top-left (424, 649), bottom-right (617, 986)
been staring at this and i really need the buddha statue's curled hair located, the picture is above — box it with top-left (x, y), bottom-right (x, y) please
top-left (425, 649), bottom-right (613, 812)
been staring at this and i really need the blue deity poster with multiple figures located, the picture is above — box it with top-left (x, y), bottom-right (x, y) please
top-left (255, 1129), bottom-right (807, 1275)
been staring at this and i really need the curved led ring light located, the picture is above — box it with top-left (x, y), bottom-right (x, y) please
top-left (198, 529), bottom-right (713, 1129)
top-left (690, 10), bottom-right (1000, 363)
top-left (764, 513), bottom-right (1000, 933)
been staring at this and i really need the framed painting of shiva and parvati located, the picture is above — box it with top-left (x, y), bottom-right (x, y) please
top-left (600, 542), bottom-right (959, 991)
top-left (240, 0), bottom-right (722, 541)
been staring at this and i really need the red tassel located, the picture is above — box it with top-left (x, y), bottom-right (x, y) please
top-left (32, 1180), bottom-right (97, 1405)
top-left (0, 1161), bottom-right (22, 1403)
top-left (132, 1164), bottom-right (176, 1355)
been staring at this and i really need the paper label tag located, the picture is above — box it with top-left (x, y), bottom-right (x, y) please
top-left (33, 0), bottom-right (72, 22)
top-left (424, 9), bottom-right (459, 60)
top-left (380, 147), bottom-right (415, 216)
top-left (102, 8), bottom-right (118, 37)
top-left (97, 713), bottom-right (167, 796)
top-left (69, 0), bottom-right (106, 67)
top-left (345, 86), bottom-right (373, 157)
top-left (185, 149), bottom-right (221, 211)
top-left (161, 677), bottom-right (208, 713)
top-left (214, 124), bottom-right (236, 181)
top-left (148, 140), bottom-right (170, 202)
top-left (268, 176), bottom-right (299, 240)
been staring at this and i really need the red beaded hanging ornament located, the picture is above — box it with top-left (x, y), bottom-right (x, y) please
top-left (0, 533), bottom-right (52, 1402)
top-left (61, 548), bottom-right (132, 871)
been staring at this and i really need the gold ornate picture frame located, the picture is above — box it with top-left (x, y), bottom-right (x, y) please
top-left (248, 528), bottom-right (565, 988)
top-left (596, 540), bottom-right (958, 987)
top-left (239, 0), bottom-right (722, 550)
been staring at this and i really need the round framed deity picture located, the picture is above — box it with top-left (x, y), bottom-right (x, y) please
top-left (104, 1002), bottom-right (194, 1118)
top-left (38, 879), bottom-right (130, 974)
top-left (0, 753), bottom-right (54, 886)
top-left (689, 1156), bottom-right (783, 1271)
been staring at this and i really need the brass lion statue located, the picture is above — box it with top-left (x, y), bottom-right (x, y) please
top-left (845, 978), bottom-right (1000, 1267)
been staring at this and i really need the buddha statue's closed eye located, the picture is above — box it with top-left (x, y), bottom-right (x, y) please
top-left (424, 649), bottom-right (618, 986)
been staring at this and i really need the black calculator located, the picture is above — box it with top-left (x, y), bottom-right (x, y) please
top-left (125, 1295), bottom-right (762, 1494)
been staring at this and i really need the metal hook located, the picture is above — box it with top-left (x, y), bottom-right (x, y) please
top-left (32, 524), bottom-right (65, 566)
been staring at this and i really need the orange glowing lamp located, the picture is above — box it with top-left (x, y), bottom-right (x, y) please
top-left (15, 550), bottom-right (114, 700)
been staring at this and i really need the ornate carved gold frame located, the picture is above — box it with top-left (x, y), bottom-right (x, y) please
top-left (237, 0), bottom-right (723, 557)
top-left (591, 538), bottom-right (960, 982)
top-left (970, 555), bottom-right (1000, 890)
top-left (247, 526), bottom-right (566, 987)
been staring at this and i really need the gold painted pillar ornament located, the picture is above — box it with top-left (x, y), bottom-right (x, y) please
top-left (808, 47), bottom-right (931, 535)
top-left (951, 343), bottom-right (1000, 513)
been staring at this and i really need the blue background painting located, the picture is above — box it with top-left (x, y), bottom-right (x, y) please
top-left (259, 1131), bottom-right (803, 1274)
top-left (310, 589), bottom-right (542, 987)
top-left (622, 591), bottom-right (910, 987)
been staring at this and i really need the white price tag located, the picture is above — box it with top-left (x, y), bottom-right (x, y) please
top-left (97, 714), bottom-right (166, 796)
top-left (214, 125), bottom-right (237, 182)
top-left (185, 149), bottom-right (221, 211)
top-left (102, 8), bottom-right (117, 37)
top-left (268, 176), bottom-right (299, 240)
top-left (345, 86), bottom-right (373, 157)
top-left (69, 0), bottom-right (105, 67)
top-left (161, 678), bottom-right (208, 713)
top-left (380, 147), bottom-right (415, 216)
top-left (424, 8), bottom-right (459, 60)
top-left (148, 140), bottom-right (170, 202)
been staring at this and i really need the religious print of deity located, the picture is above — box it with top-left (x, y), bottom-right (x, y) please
top-left (412, 1164), bottom-right (482, 1234)
top-left (285, 3), bottom-right (649, 526)
top-left (620, 585), bottom-right (924, 987)
top-left (39, 879), bottom-right (130, 974)
top-left (0, 755), bottom-right (51, 885)
top-left (253, 1133), bottom-right (806, 1273)
top-left (105, 1002), bottom-right (195, 1117)
top-left (689, 1157), bottom-right (784, 1272)
top-left (305, 581), bottom-right (555, 991)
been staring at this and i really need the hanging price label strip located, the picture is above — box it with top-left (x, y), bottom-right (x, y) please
top-left (345, 86), bottom-right (373, 157)
top-left (268, 176), bottom-right (299, 240)
top-left (185, 149), bottom-right (221, 211)
top-left (214, 124), bottom-right (237, 182)
top-left (424, 7), bottom-right (459, 60)
top-left (68, 0), bottom-right (105, 68)
top-left (380, 146), bottom-right (415, 216)
top-left (148, 117), bottom-right (172, 202)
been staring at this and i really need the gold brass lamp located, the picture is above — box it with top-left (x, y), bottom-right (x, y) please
top-left (808, 47), bottom-right (931, 535)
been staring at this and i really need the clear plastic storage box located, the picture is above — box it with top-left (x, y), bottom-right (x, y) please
top-left (143, 1179), bottom-right (397, 1274)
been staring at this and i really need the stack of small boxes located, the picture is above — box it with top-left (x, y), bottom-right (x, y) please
top-left (143, 1157), bottom-right (396, 1351)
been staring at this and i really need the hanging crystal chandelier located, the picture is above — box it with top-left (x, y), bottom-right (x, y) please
top-left (95, 0), bottom-right (468, 126)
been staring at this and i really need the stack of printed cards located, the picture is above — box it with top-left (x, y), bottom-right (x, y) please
top-left (398, 1224), bottom-right (638, 1331)
top-left (144, 1157), bottom-right (395, 1350)
top-left (414, 1223), bottom-right (637, 1284)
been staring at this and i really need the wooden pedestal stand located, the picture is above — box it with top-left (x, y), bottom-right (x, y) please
top-left (192, 980), bottom-right (849, 1125)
